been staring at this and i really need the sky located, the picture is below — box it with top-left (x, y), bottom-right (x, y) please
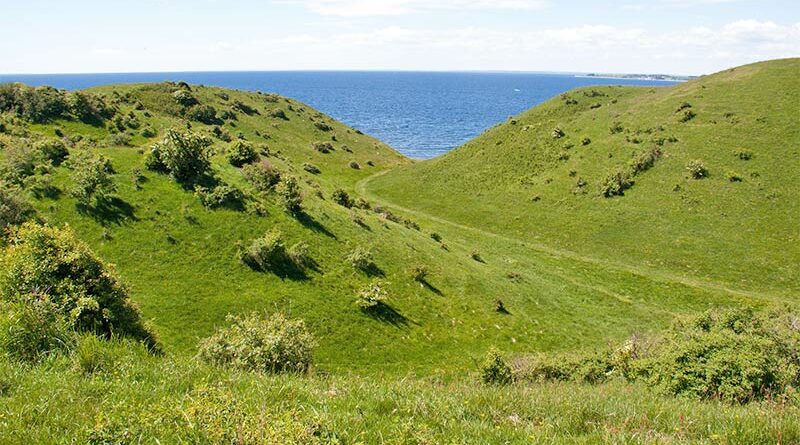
top-left (0, 0), bottom-right (798, 75)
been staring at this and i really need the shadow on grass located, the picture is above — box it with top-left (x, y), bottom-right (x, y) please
top-left (243, 258), bottom-right (310, 281)
top-left (297, 212), bottom-right (336, 239)
top-left (77, 197), bottom-right (138, 226)
top-left (362, 264), bottom-right (385, 278)
top-left (363, 303), bottom-right (409, 327)
top-left (419, 279), bottom-right (443, 296)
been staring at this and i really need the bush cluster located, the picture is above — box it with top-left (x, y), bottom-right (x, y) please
top-left (276, 176), bottom-right (303, 214)
top-left (0, 183), bottom-right (34, 232)
top-left (241, 160), bottom-right (281, 192)
top-left (0, 223), bottom-right (158, 357)
top-left (145, 130), bottom-right (212, 184)
top-left (599, 167), bottom-right (633, 197)
top-left (331, 188), bottom-right (353, 208)
top-left (226, 140), bottom-right (259, 167)
top-left (70, 153), bottom-right (117, 206)
top-left (194, 184), bottom-right (243, 209)
top-left (686, 160), bottom-right (708, 179)
top-left (356, 282), bottom-right (387, 310)
top-left (312, 142), bottom-right (333, 154)
top-left (198, 312), bottom-right (315, 374)
top-left (0, 83), bottom-right (115, 123)
top-left (347, 247), bottom-right (375, 272)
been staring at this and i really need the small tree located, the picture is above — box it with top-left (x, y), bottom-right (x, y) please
top-left (481, 348), bottom-right (514, 385)
top-left (198, 312), bottom-right (315, 373)
top-left (70, 154), bottom-right (117, 206)
top-left (356, 281), bottom-right (388, 310)
top-left (686, 160), bottom-right (708, 179)
top-left (226, 139), bottom-right (258, 167)
top-left (276, 176), bottom-right (302, 214)
top-left (331, 188), bottom-right (353, 208)
top-left (241, 160), bottom-right (280, 192)
top-left (145, 130), bottom-right (212, 184)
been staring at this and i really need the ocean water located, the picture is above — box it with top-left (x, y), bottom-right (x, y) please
top-left (0, 71), bottom-right (678, 159)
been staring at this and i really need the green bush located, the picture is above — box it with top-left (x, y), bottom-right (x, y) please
top-left (172, 90), bottom-right (198, 107)
top-left (34, 138), bottom-right (68, 166)
top-left (0, 144), bottom-right (47, 186)
top-left (141, 126), bottom-right (157, 138)
top-left (239, 230), bottom-right (287, 271)
top-left (356, 282), bottom-right (387, 310)
top-left (628, 147), bottom-right (662, 174)
top-left (347, 247), bottom-right (375, 272)
top-left (727, 171), bottom-right (743, 182)
top-left (145, 130), bottom-right (212, 184)
top-left (312, 142), bottom-right (333, 154)
top-left (242, 160), bottom-right (280, 192)
top-left (480, 348), bottom-right (514, 385)
top-left (194, 184), bottom-right (243, 209)
top-left (331, 188), bottom-right (353, 208)
top-left (277, 176), bottom-right (302, 214)
top-left (348, 160), bottom-right (360, 170)
top-left (0, 183), bottom-right (34, 232)
top-left (287, 241), bottom-right (311, 268)
top-left (551, 127), bottom-right (565, 139)
top-left (686, 160), bottom-right (708, 179)
top-left (70, 154), bottom-right (117, 206)
top-left (302, 163), bottom-right (320, 174)
top-left (409, 264), bottom-right (428, 282)
top-left (198, 312), bottom-right (315, 373)
top-left (735, 150), bottom-right (753, 160)
top-left (226, 140), bottom-right (259, 167)
top-left (186, 104), bottom-right (218, 124)
top-left (0, 223), bottom-right (157, 350)
top-left (314, 122), bottom-right (332, 132)
top-left (599, 167), bottom-right (633, 197)
top-left (0, 298), bottom-right (75, 362)
top-left (678, 110), bottom-right (696, 123)
top-left (269, 109), bottom-right (288, 120)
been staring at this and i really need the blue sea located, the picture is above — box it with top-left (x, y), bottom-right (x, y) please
top-left (0, 71), bottom-right (678, 159)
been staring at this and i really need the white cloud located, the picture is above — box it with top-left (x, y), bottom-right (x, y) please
top-left (281, 0), bottom-right (547, 17)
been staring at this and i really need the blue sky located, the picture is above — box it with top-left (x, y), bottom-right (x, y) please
top-left (1, 0), bottom-right (797, 74)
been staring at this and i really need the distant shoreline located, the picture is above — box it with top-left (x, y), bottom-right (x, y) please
top-left (575, 74), bottom-right (692, 82)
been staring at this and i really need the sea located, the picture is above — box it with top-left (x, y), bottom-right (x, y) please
top-left (0, 71), bottom-right (678, 159)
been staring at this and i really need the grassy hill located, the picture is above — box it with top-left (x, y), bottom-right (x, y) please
top-left (1, 60), bottom-right (799, 443)
top-left (0, 80), bottom-right (755, 375)
top-left (366, 58), bottom-right (800, 300)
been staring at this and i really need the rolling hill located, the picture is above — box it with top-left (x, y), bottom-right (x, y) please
top-left (1, 59), bottom-right (799, 443)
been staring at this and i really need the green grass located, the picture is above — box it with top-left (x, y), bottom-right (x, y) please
top-left (1, 60), bottom-right (798, 442)
top-left (367, 58), bottom-right (800, 299)
top-left (1, 343), bottom-right (799, 444)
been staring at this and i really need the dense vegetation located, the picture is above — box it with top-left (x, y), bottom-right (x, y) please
top-left (0, 59), bottom-right (798, 443)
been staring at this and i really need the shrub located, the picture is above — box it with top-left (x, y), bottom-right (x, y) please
top-left (551, 127), bottom-right (565, 139)
top-left (609, 122), bottom-right (624, 134)
top-left (331, 188), bottom-right (353, 208)
top-left (0, 223), bottom-right (157, 349)
top-left (0, 144), bottom-right (47, 186)
top-left (194, 184), bottom-right (243, 209)
top-left (599, 167), bottom-right (633, 197)
top-left (198, 312), bottom-right (315, 373)
top-left (686, 160), bottom-right (708, 179)
top-left (678, 110), bottom-right (696, 123)
top-left (172, 90), bottom-right (198, 107)
top-left (241, 160), bottom-right (280, 192)
top-left (409, 264), bottom-right (428, 282)
top-left (187, 104), bottom-right (220, 124)
top-left (268, 109), bottom-right (287, 120)
top-left (635, 308), bottom-right (800, 403)
top-left (727, 171), bottom-right (743, 182)
top-left (347, 247), bottom-right (375, 272)
top-left (302, 163), bottom-right (320, 174)
top-left (430, 232), bottom-right (442, 242)
top-left (354, 198), bottom-right (370, 210)
top-left (735, 150), bottom-right (753, 160)
top-left (581, 137), bottom-right (591, 146)
top-left (34, 138), bottom-right (68, 166)
top-left (480, 348), bottom-right (513, 385)
top-left (314, 122), bottom-right (332, 131)
top-left (239, 230), bottom-right (287, 271)
top-left (276, 176), bottom-right (302, 214)
top-left (470, 250), bottom-right (483, 262)
top-left (348, 160), bottom-right (360, 170)
top-left (145, 130), bottom-right (212, 184)
top-left (141, 126), bottom-right (157, 138)
top-left (231, 100), bottom-right (258, 116)
top-left (226, 140), bottom-right (259, 167)
top-left (356, 282), bottom-right (387, 310)
top-left (0, 298), bottom-right (75, 362)
top-left (0, 183), bottom-right (34, 232)
top-left (70, 154), bottom-right (117, 206)
top-left (494, 299), bottom-right (507, 313)
top-left (287, 241), bottom-right (311, 268)
top-left (312, 142), bottom-right (333, 154)
top-left (628, 147), bottom-right (662, 174)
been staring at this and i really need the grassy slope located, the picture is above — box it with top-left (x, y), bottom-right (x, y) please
top-left (367, 59), bottom-right (800, 300)
top-left (10, 81), bottom-right (755, 375)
